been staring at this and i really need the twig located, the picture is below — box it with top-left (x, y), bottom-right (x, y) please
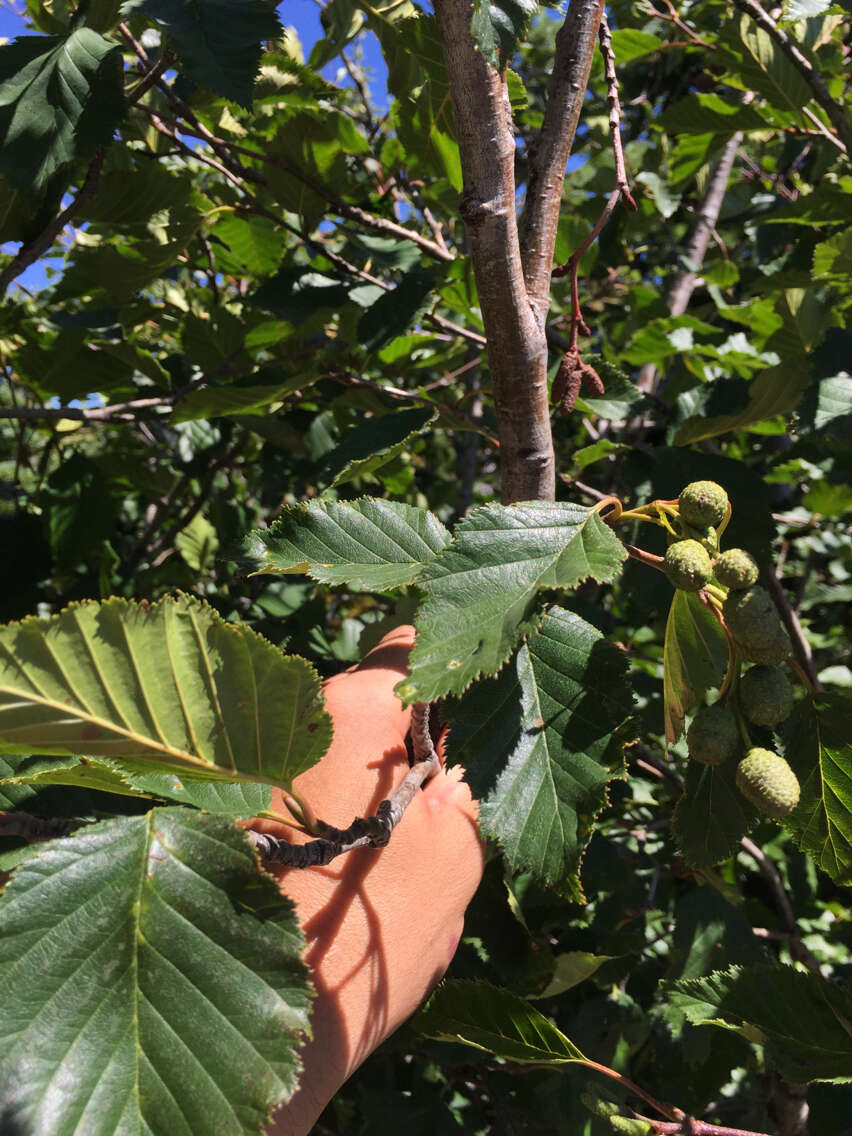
top-left (764, 569), bottom-right (822, 692)
top-left (598, 14), bottom-right (638, 211)
top-left (0, 150), bottom-right (106, 297)
top-left (520, 0), bottom-right (605, 318)
top-left (146, 435), bottom-right (248, 566)
top-left (637, 130), bottom-right (742, 395)
top-left (623, 542), bottom-right (665, 571)
top-left (640, 1119), bottom-right (771, 1136)
top-left (740, 836), bottom-right (822, 973)
top-left (247, 703), bottom-right (440, 868)
top-left (0, 811), bottom-right (83, 841)
top-left (645, 0), bottom-right (714, 49)
top-left (424, 313), bottom-right (487, 347)
top-left (552, 16), bottom-right (636, 352)
top-left (730, 0), bottom-right (851, 155)
top-left (0, 397), bottom-right (172, 424)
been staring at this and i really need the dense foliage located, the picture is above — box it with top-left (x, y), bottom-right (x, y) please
top-left (0, 0), bottom-right (850, 1133)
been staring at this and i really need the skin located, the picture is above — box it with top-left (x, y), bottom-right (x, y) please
top-left (250, 625), bottom-right (484, 1135)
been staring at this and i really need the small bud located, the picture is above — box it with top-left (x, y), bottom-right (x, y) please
top-left (739, 665), bottom-right (793, 727)
top-left (715, 548), bottom-right (759, 591)
top-left (687, 704), bottom-right (739, 765)
top-left (664, 539), bottom-right (714, 592)
top-left (736, 747), bottom-right (800, 817)
top-left (679, 481), bottom-right (729, 529)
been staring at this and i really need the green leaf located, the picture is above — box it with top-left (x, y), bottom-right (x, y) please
top-left (0, 593), bottom-right (331, 789)
top-left (674, 360), bottom-right (814, 445)
top-left (813, 230), bottom-right (852, 283)
top-left (672, 758), bottom-right (757, 869)
top-left (357, 265), bottom-right (444, 351)
top-left (116, 768), bottom-right (274, 814)
top-left (670, 964), bottom-right (852, 1083)
top-left (782, 693), bottom-right (852, 885)
top-left (171, 378), bottom-right (303, 423)
top-left (782, 0), bottom-right (831, 17)
top-left (322, 406), bottom-right (437, 488)
top-left (0, 752), bottom-right (274, 814)
top-left (242, 497), bottom-right (451, 591)
top-left (77, 154), bottom-right (192, 227)
top-left (663, 591), bottom-right (730, 744)
top-left (415, 979), bottom-right (587, 1063)
top-left (210, 214), bottom-right (287, 277)
top-left (660, 92), bottom-right (780, 137)
top-left (609, 28), bottom-right (663, 64)
top-left (0, 809), bottom-right (312, 1135)
top-left (809, 373), bottom-right (852, 437)
top-left (469, 0), bottom-right (539, 69)
top-left (719, 15), bottom-right (813, 119)
top-left (401, 501), bottom-right (627, 703)
top-left (0, 752), bottom-right (146, 797)
top-left (0, 29), bottom-right (123, 197)
top-left (124, 0), bottom-right (282, 106)
top-left (176, 513), bottom-right (219, 571)
top-left (530, 951), bottom-right (616, 1000)
top-left (448, 608), bottom-right (634, 891)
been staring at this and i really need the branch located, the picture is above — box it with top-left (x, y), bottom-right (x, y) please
top-left (730, 0), bottom-right (852, 156)
top-left (434, 0), bottom-right (554, 504)
top-left (0, 811), bottom-right (83, 841)
top-left (0, 396), bottom-right (172, 424)
top-left (520, 0), bottom-right (605, 318)
top-left (0, 150), bottom-right (106, 298)
top-left (638, 131), bottom-right (742, 394)
top-left (764, 568), bottom-right (822, 692)
top-left (549, 17), bottom-right (636, 377)
top-left (246, 703), bottom-right (440, 868)
top-left (740, 836), bottom-right (823, 973)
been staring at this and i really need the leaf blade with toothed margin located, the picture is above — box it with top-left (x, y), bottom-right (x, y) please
top-left (0, 809), bottom-right (313, 1135)
top-left (399, 501), bottom-right (627, 704)
top-left (447, 607), bottom-right (634, 891)
top-left (0, 593), bottom-right (331, 790)
top-left (781, 692), bottom-right (852, 885)
top-left (669, 964), bottom-right (852, 1084)
top-left (415, 978), bottom-right (587, 1063)
top-left (241, 497), bottom-right (452, 591)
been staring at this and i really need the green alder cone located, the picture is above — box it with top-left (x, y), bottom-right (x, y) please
top-left (686, 704), bottom-right (740, 765)
top-left (679, 480), bottom-right (729, 529)
top-left (739, 665), bottom-right (794, 727)
top-left (715, 548), bottom-right (759, 590)
top-left (736, 747), bottom-right (801, 817)
top-left (723, 586), bottom-right (791, 664)
top-left (664, 539), bottom-right (714, 592)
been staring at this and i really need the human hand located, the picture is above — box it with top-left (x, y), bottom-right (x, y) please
top-left (252, 625), bottom-right (484, 1135)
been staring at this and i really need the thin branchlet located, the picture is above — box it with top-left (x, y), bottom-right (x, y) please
top-left (247, 703), bottom-right (440, 869)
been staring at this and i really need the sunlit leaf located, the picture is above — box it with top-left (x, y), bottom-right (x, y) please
top-left (0, 594), bottom-right (331, 789)
top-left (402, 501), bottom-right (627, 703)
top-left (416, 979), bottom-right (586, 1063)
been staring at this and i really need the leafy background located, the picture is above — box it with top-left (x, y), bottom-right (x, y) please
top-left (0, 0), bottom-right (850, 1133)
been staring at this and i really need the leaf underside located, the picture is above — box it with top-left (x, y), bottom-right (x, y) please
top-left (0, 593), bottom-right (331, 790)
